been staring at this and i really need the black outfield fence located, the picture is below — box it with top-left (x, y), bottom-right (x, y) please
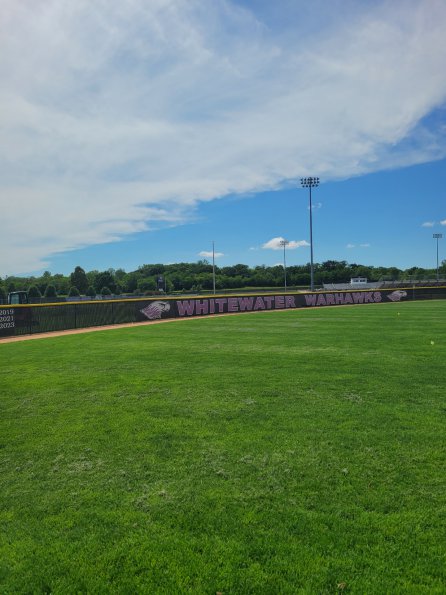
top-left (1, 286), bottom-right (446, 339)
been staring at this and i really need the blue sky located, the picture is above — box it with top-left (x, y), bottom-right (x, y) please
top-left (1, 0), bottom-right (446, 276)
top-left (50, 158), bottom-right (446, 273)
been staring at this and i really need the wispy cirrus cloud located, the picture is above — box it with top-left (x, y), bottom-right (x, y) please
top-left (1, 0), bottom-right (446, 274)
top-left (198, 251), bottom-right (224, 258)
top-left (263, 237), bottom-right (310, 250)
top-left (422, 220), bottom-right (446, 227)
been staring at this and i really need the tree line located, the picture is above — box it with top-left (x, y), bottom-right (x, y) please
top-left (1, 259), bottom-right (445, 302)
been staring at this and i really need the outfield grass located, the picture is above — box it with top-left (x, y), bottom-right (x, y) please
top-left (1, 301), bottom-right (446, 594)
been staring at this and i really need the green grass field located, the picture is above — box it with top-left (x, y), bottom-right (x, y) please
top-left (1, 301), bottom-right (446, 594)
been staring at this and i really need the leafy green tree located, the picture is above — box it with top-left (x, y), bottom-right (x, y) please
top-left (114, 268), bottom-right (127, 282)
top-left (3, 260), bottom-right (441, 298)
top-left (182, 276), bottom-right (194, 290)
top-left (351, 265), bottom-right (373, 279)
top-left (68, 286), bottom-right (80, 297)
top-left (44, 285), bottom-right (58, 298)
top-left (101, 286), bottom-right (112, 296)
top-left (196, 273), bottom-right (214, 290)
top-left (137, 278), bottom-right (156, 292)
top-left (405, 267), bottom-right (428, 281)
top-left (122, 273), bottom-right (138, 293)
top-left (0, 286), bottom-right (6, 304)
top-left (387, 267), bottom-right (402, 281)
top-left (28, 285), bottom-right (41, 299)
top-left (138, 264), bottom-right (165, 276)
top-left (86, 270), bottom-right (99, 286)
top-left (94, 271), bottom-right (116, 293)
top-left (70, 266), bottom-right (89, 293)
top-left (165, 273), bottom-right (182, 291)
top-left (52, 274), bottom-right (69, 295)
top-left (289, 270), bottom-right (310, 286)
top-left (86, 286), bottom-right (96, 298)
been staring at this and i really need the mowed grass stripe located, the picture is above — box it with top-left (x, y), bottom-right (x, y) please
top-left (1, 301), bottom-right (445, 593)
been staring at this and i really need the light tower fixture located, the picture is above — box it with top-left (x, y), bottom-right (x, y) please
top-left (433, 233), bottom-right (443, 281)
top-left (300, 177), bottom-right (320, 291)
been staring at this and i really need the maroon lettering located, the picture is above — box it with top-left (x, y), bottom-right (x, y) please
top-left (263, 296), bottom-right (274, 309)
top-left (238, 297), bottom-right (254, 311)
top-left (254, 297), bottom-right (266, 310)
top-left (304, 294), bottom-right (317, 306)
top-left (275, 296), bottom-right (285, 309)
top-left (305, 293), bottom-right (317, 306)
top-left (316, 294), bottom-right (326, 306)
top-left (227, 298), bottom-right (238, 312)
top-left (195, 300), bottom-right (209, 315)
top-left (285, 296), bottom-right (296, 308)
top-left (215, 298), bottom-right (227, 313)
top-left (176, 300), bottom-right (195, 316)
top-left (326, 294), bottom-right (335, 305)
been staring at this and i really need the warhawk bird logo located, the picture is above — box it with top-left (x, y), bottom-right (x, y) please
top-left (141, 301), bottom-right (171, 320)
top-left (387, 290), bottom-right (407, 302)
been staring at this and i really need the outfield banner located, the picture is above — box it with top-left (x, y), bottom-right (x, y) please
top-left (1, 286), bottom-right (446, 338)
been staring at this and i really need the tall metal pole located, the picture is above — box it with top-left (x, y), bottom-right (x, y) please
top-left (301, 177), bottom-right (319, 292)
top-left (309, 184), bottom-right (314, 291)
top-left (433, 234), bottom-right (442, 281)
top-left (212, 240), bottom-right (216, 294)
top-left (279, 239), bottom-right (289, 291)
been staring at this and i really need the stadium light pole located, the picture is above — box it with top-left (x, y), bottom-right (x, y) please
top-left (279, 239), bottom-right (289, 291)
top-left (433, 233), bottom-right (442, 281)
top-left (300, 177), bottom-right (320, 291)
top-left (212, 240), bottom-right (216, 294)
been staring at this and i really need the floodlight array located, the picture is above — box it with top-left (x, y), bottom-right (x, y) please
top-left (300, 177), bottom-right (320, 188)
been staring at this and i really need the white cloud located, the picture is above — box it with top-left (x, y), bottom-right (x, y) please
top-left (346, 244), bottom-right (355, 248)
top-left (422, 221), bottom-right (435, 227)
top-left (1, 0), bottom-right (446, 274)
top-left (360, 243), bottom-right (371, 248)
top-left (308, 202), bottom-right (323, 211)
top-left (441, 220), bottom-right (446, 226)
top-left (288, 240), bottom-right (311, 249)
top-left (263, 237), bottom-right (310, 250)
top-left (198, 251), bottom-right (224, 258)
